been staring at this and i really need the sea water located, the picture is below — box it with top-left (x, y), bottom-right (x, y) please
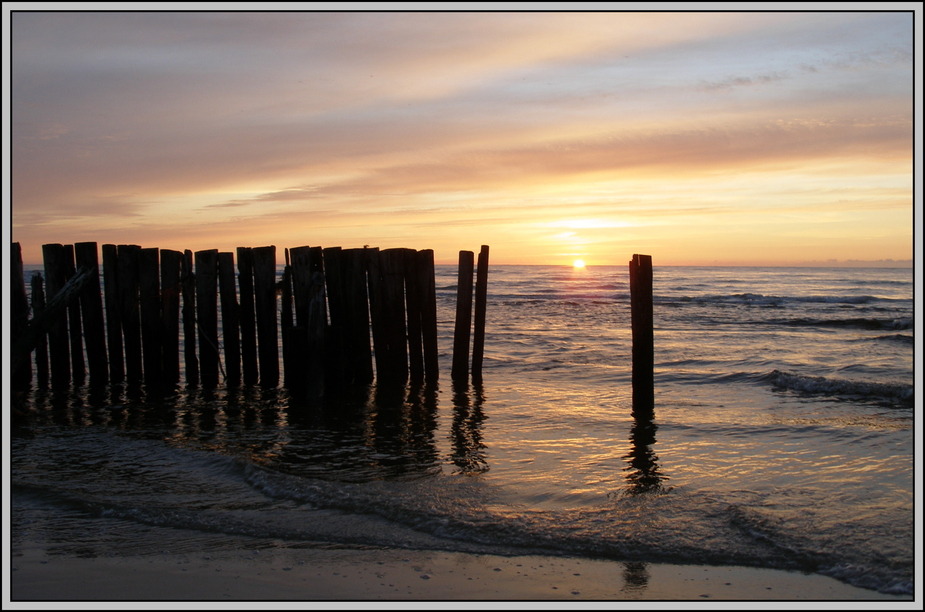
top-left (8, 264), bottom-right (916, 597)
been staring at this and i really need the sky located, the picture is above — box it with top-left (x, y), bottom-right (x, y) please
top-left (4, 4), bottom-right (919, 266)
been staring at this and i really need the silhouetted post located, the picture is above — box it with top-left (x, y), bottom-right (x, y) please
top-left (280, 249), bottom-right (296, 389)
top-left (471, 245), bottom-right (489, 385)
top-left (322, 246), bottom-right (346, 389)
top-left (160, 249), bottom-right (182, 386)
top-left (101, 245), bottom-right (124, 383)
top-left (31, 273), bottom-right (49, 388)
top-left (366, 247), bottom-right (386, 384)
top-left (118, 244), bottom-right (143, 385)
top-left (379, 248), bottom-right (409, 386)
top-left (452, 250), bottom-right (475, 383)
top-left (11, 243), bottom-right (32, 390)
top-left (630, 254), bottom-right (654, 415)
top-left (181, 249), bottom-right (199, 386)
top-left (236, 247), bottom-right (258, 386)
top-left (218, 252), bottom-right (241, 387)
top-left (405, 249), bottom-right (425, 385)
top-left (75, 242), bottom-right (108, 387)
top-left (195, 249), bottom-right (220, 388)
top-left (343, 248), bottom-right (374, 386)
top-left (252, 246), bottom-right (279, 387)
top-left (63, 245), bottom-right (86, 385)
top-left (43, 243), bottom-right (70, 388)
top-left (290, 245), bottom-right (325, 396)
top-left (140, 247), bottom-right (163, 389)
top-left (418, 249), bottom-right (439, 384)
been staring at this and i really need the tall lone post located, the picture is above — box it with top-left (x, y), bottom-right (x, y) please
top-left (471, 245), bottom-right (489, 385)
top-left (452, 250), bottom-right (475, 383)
top-left (629, 254), bottom-right (654, 415)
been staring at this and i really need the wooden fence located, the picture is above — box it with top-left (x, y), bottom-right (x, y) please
top-left (10, 242), bottom-right (491, 398)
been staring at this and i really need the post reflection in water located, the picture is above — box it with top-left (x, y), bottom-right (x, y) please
top-left (623, 404), bottom-right (669, 495)
top-left (449, 380), bottom-right (489, 475)
top-left (621, 561), bottom-right (650, 594)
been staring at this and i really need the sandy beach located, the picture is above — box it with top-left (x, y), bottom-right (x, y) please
top-left (6, 540), bottom-right (913, 607)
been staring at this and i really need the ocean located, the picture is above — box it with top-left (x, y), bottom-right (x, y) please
top-left (8, 264), bottom-right (917, 597)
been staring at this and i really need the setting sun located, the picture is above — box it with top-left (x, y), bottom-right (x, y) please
top-left (573, 259), bottom-right (586, 269)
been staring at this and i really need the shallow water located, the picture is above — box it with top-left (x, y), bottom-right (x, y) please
top-left (10, 264), bottom-right (916, 596)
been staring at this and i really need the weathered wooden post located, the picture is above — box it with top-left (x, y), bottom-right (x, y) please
top-left (160, 249), bottom-right (182, 386)
top-left (218, 251), bottom-right (241, 387)
top-left (74, 242), bottom-right (108, 387)
top-left (42, 243), bottom-right (71, 388)
top-left (195, 249), bottom-right (220, 388)
top-left (343, 248), bottom-right (374, 386)
top-left (379, 248), bottom-right (410, 386)
top-left (139, 247), bottom-right (163, 389)
top-left (31, 273), bottom-right (50, 388)
top-left (280, 249), bottom-right (296, 389)
top-left (181, 249), bottom-right (199, 386)
top-left (405, 249), bottom-right (425, 385)
top-left (322, 246), bottom-right (346, 389)
top-left (452, 250), bottom-right (475, 383)
top-left (236, 247), bottom-right (258, 386)
top-left (418, 249), bottom-right (439, 384)
top-left (252, 246), bottom-right (279, 387)
top-left (11, 243), bottom-right (32, 390)
top-left (63, 245), bottom-right (86, 385)
top-left (118, 244), bottom-right (143, 386)
top-left (289, 245), bottom-right (326, 397)
top-left (471, 245), bottom-right (489, 385)
top-left (102, 244), bottom-right (124, 384)
top-left (630, 253), bottom-right (654, 415)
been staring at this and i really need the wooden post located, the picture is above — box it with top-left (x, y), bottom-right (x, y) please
top-left (11, 243), bottom-right (32, 390)
top-left (405, 249), bottom-right (425, 385)
top-left (42, 243), bottom-right (70, 388)
top-left (343, 247), bottom-right (373, 386)
top-left (118, 244), bottom-right (143, 386)
top-left (630, 254), bottom-right (654, 415)
top-left (280, 249), bottom-right (295, 389)
top-left (218, 252), bottom-right (241, 387)
top-left (366, 247), bottom-right (386, 385)
top-left (418, 249), bottom-right (439, 384)
top-left (289, 245), bottom-right (325, 396)
top-left (74, 242), bottom-right (108, 387)
top-left (379, 248), bottom-right (409, 386)
top-left (31, 272), bottom-right (49, 388)
top-left (236, 247), bottom-right (258, 386)
top-left (252, 246), bottom-right (279, 387)
top-left (139, 247), bottom-right (163, 389)
top-left (452, 250), bottom-right (475, 383)
top-left (160, 249), bottom-right (182, 386)
top-left (181, 249), bottom-right (199, 386)
top-left (322, 246), bottom-right (346, 390)
top-left (471, 245), bottom-right (489, 385)
top-left (195, 249), bottom-right (220, 388)
top-left (102, 244), bottom-right (124, 384)
top-left (63, 245), bottom-right (86, 385)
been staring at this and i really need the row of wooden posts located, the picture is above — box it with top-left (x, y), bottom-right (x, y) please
top-left (10, 242), bottom-right (491, 398)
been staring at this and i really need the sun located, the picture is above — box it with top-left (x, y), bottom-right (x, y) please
top-left (572, 259), bottom-right (586, 269)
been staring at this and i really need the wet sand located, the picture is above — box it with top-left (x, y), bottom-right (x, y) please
top-left (7, 541), bottom-right (911, 606)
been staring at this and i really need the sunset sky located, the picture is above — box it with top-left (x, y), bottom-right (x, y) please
top-left (4, 6), bottom-right (918, 266)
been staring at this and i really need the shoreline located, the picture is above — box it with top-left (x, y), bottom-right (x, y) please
top-left (6, 542), bottom-right (912, 606)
